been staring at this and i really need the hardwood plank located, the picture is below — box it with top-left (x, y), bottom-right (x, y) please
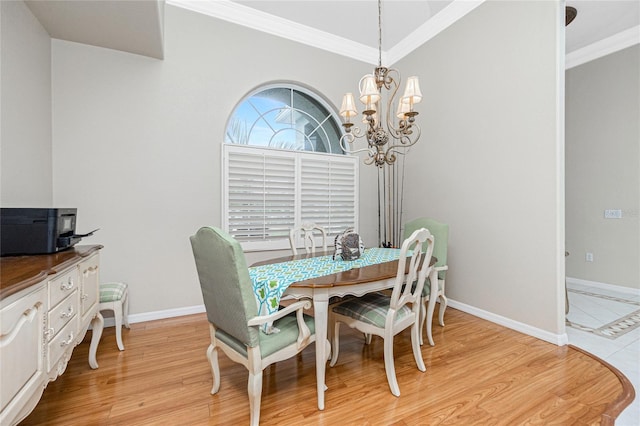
top-left (20, 308), bottom-right (633, 425)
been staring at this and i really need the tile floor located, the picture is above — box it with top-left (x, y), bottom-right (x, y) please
top-left (566, 280), bottom-right (640, 425)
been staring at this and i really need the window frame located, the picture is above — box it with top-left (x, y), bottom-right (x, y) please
top-left (224, 82), bottom-right (345, 154)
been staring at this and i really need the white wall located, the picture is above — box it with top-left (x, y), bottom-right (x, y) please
top-left (51, 5), bottom-right (377, 315)
top-left (566, 45), bottom-right (640, 290)
top-left (398, 1), bottom-right (565, 336)
top-left (0, 0), bottom-right (52, 206)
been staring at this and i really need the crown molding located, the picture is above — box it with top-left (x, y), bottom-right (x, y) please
top-left (168, 0), bottom-right (379, 65)
top-left (169, 1), bottom-right (638, 71)
top-left (167, 0), bottom-right (480, 66)
top-left (386, 0), bottom-right (485, 66)
top-left (566, 25), bottom-right (640, 69)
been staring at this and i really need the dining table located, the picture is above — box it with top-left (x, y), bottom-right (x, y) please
top-left (250, 247), bottom-right (437, 410)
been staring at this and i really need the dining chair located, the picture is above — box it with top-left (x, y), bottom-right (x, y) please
top-left (329, 228), bottom-right (434, 397)
top-left (289, 223), bottom-right (327, 255)
top-left (403, 217), bottom-right (449, 346)
top-left (190, 226), bottom-right (318, 426)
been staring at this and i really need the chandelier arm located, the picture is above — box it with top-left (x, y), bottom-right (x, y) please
top-left (382, 69), bottom-right (407, 138)
top-left (364, 155), bottom-right (377, 166)
top-left (340, 132), bottom-right (378, 156)
top-left (384, 125), bottom-right (421, 154)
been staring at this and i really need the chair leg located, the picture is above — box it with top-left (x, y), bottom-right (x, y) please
top-left (113, 302), bottom-right (125, 351)
top-left (248, 371), bottom-right (263, 426)
top-left (247, 348), bottom-right (263, 426)
top-left (438, 293), bottom-right (448, 327)
top-left (425, 291), bottom-right (437, 346)
top-left (411, 322), bottom-right (426, 372)
top-left (329, 321), bottom-right (341, 367)
top-left (424, 269), bottom-right (439, 346)
top-left (418, 299), bottom-right (427, 346)
top-left (122, 291), bottom-right (130, 328)
top-left (383, 333), bottom-right (400, 397)
top-left (207, 344), bottom-right (220, 394)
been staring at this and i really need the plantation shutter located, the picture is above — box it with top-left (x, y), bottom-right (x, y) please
top-left (225, 146), bottom-right (296, 245)
top-left (224, 144), bottom-right (358, 251)
top-left (300, 155), bottom-right (357, 237)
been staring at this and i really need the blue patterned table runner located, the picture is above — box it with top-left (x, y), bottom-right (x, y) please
top-left (249, 247), bottom-right (409, 332)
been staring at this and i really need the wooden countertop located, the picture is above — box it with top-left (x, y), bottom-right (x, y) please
top-left (0, 245), bottom-right (103, 300)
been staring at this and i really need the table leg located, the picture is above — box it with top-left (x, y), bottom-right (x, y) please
top-left (313, 291), bottom-right (329, 410)
top-left (89, 311), bottom-right (104, 369)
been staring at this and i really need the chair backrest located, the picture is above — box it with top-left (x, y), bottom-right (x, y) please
top-left (289, 223), bottom-right (327, 255)
top-left (404, 217), bottom-right (449, 279)
top-left (190, 226), bottom-right (259, 347)
top-left (389, 228), bottom-right (434, 311)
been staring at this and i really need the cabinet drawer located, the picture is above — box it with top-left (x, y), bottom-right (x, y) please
top-left (47, 291), bottom-right (78, 342)
top-left (47, 318), bottom-right (77, 373)
top-left (49, 268), bottom-right (79, 308)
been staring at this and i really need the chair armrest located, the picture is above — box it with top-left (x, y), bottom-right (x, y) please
top-left (247, 299), bottom-right (312, 326)
top-left (247, 300), bottom-right (313, 349)
top-left (435, 265), bottom-right (448, 272)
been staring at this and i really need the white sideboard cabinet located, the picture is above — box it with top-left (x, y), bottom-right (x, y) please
top-left (0, 245), bottom-right (104, 426)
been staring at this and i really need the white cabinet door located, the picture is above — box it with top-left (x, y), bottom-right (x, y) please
top-left (0, 285), bottom-right (46, 425)
top-left (79, 253), bottom-right (100, 325)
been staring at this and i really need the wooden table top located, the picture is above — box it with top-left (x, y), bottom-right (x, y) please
top-left (0, 245), bottom-right (103, 300)
top-left (251, 250), bottom-right (435, 289)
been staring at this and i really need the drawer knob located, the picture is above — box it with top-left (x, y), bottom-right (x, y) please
top-left (60, 333), bottom-right (74, 347)
top-left (60, 278), bottom-right (74, 291)
top-left (60, 306), bottom-right (74, 318)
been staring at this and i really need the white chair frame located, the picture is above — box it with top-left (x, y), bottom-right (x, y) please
top-left (289, 223), bottom-right (327, 255)
top-left (98, 287), bottom-right (130, 351)
top-left (207, 300), bottom-right (317, 426)
top-left (329, 228), bottom-right (435, 397)
top-left (419, 264), bottom-right (448, 346)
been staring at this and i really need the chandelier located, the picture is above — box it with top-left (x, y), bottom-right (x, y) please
top-left (339, 0), bottom-right (422, 168)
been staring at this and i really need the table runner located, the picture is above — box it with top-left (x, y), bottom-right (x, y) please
top-left (249, 247), bottom-right (410, 333)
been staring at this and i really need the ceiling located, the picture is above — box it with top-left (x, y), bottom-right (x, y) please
top-left (25, 0), bottom-right (166, 59)
top-left (25, 0), bottom-right (640, 67)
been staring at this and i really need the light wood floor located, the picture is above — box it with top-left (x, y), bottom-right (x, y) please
top-left (21, 308), bottom-right (634, 425)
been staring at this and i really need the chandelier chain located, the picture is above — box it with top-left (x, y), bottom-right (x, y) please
top-left (378, 0), bottom-right (382, 67)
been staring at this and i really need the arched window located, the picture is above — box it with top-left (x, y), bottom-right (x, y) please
top-left (225, 83), bottom-right (344, 154)
top-left (223, 83), bottom-right (358, 251)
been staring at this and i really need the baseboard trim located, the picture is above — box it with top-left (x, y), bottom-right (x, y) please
top-left (113, 301), bottom-right (569, 347)
top-left (99, 304), bottom-right (206, 328)
top-left (447, 300), bottom-right (569, 346)
top-left (566, 277), bottom-right (640, 297)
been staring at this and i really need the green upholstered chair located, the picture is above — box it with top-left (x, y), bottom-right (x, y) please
top-left (403, 217), bottom-right (449, 346)
top-left (190, 226), bottom-right (318, 426)
top-left (329, 228), bottom-right (434, 397)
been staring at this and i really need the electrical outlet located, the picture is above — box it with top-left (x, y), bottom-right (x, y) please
top-left (585, 252), bottom-right (594, 262)
top-left (604, 209), bottom-right (622, 219)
